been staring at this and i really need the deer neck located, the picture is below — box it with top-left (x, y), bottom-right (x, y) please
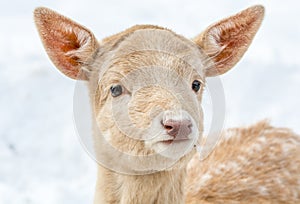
top-left (94, 165), bottom-right (187, 204)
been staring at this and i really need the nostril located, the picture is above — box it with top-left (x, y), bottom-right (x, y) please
top-left (162, 119), bottom-right (192, 139)
top-left (161, 120), bottom-right (173, 130)
top-left (164, 125), bottom-right (173, 130)
top-left (162, 120), bottom-right (177, 130)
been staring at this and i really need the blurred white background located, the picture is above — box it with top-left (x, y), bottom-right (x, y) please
top-left (0, 0), bottom-right (299, 203)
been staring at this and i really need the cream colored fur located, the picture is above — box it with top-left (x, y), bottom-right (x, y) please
top-left (186, 121), bottom-right (300, 203)
top-left (34, 5), bottom-right (300, 204)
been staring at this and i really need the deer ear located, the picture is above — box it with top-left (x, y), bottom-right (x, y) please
top-left (34, 7), bottom-right (99, 80)
top-left (194, 5), bottom-right (265, 77)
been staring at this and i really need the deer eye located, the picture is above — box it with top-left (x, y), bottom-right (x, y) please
top-left (192, 80), bottom-right (201, 92)
top-left (110, 85), bottom-right (123, 97)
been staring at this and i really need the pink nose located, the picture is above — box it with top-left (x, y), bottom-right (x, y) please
top-left (162, 119), bottom-right (192, 140)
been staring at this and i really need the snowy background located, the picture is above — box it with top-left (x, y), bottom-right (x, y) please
top-left (0, 0), bottom-right (299, 203)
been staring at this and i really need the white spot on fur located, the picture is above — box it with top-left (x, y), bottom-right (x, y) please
top-left (258, 186), bottom-right (268, 196)
top-left (213, 161), bottom-right (241, 175)
top-left (247, 142), bottom-right (263, 154)
top-left (227, 161), bottom-right (240, 170)
top-left (102, 130), bottom-right (111, 142)
top-left (213, 163), bottom-right (226, 175)
top-left (237, 155), bottom-right (247, 163)
top-left (222, 129), bottom-right (240, 141)
top-left (274, 177), bottom-right (283, 185)
top-left (257, 136), bottom-right (267, 143)
top-left (199, 173), bottom-right (212, 185)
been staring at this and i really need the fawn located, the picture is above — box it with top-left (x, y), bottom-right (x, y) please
top-left (34, 5), bottom-right (300, 204)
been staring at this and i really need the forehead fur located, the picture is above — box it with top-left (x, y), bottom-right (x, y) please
top-left (92, 25), bottom-right (212, 84)
top-left (102, 25), bottom-right (167, 45)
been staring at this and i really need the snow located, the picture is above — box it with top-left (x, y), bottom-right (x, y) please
top-left (0, 0), bottom-right (299, 203)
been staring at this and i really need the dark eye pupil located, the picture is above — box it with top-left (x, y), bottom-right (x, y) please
top-left (192, 80), bottom-right (201, 92)
top-left (110, 85), bottom-right (123, 97)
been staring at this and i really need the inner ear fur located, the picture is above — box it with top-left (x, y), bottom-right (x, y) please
top-left (194, 5), bottom-right (265, 77)
top-left (34, 7), bottom-right (99, 80)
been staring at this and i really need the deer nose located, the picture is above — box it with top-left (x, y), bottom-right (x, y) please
top-left (162, 119), bottom-right (192, 139)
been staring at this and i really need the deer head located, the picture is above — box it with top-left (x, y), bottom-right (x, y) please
top-left (34, 5), bottom-right (264, 174)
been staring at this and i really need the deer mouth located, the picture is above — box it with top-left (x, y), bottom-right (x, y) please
top-left (160, 138), bottom-right (192, 146)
